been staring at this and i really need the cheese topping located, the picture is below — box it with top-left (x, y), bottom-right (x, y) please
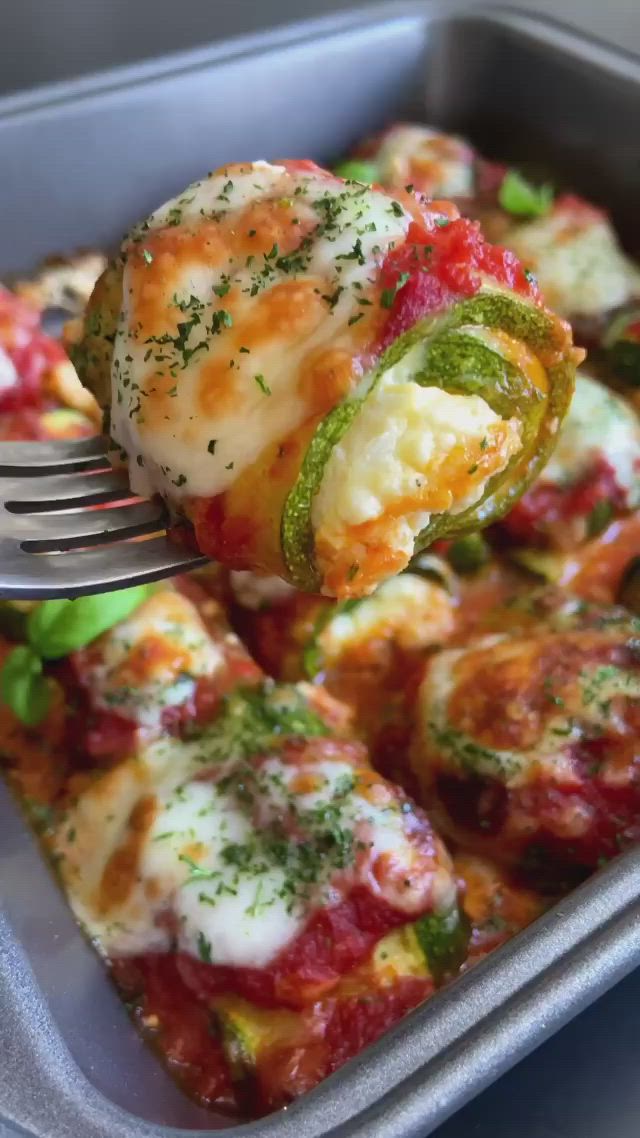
top-left (373, 124), bottom-right (475, 199)
top-left (318, 573), bottom-right (455, 661)
top-left (543, 372), bottom-right (640, 505)
top-left (417, 636), bottom-right (640, 789)
top-left (56, 685), bottom-right (452, 967)
top-left (110, 161), bottom-right (411, 503)
top-left (506, 205), bottom-right (640, 318)
top-left (81, 588), bottom-right (223, 733)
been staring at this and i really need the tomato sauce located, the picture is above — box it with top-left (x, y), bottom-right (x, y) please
top-left (503, 455), bottom-right (629, 548)
top-left (0, 287), bottom-right (66, 413)
top-left (175, 887), bottom-right (413, 1011)
top-left (111, 954), bottom-right (238, 1110)
top-left (377, 214), bottom-right (539, 351)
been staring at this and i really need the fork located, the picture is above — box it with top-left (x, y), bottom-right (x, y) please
top-left (0, 438), bottom-right (206, 599)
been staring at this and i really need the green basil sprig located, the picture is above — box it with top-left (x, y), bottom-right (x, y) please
top-left (0, 585), bottom-right (153, 727)
top-left (499, 170), bottom-right (554, 219)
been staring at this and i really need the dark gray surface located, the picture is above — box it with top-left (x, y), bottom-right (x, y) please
top-left (1, 0), bottom-right (640, 95)
top-left (1, 6), bottom-right (640, 1138)
top-left (433, 966), bottom-right (640, 1138)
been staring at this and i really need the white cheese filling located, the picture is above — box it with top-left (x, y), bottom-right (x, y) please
top-left (312, 344), bottom-right (521, 558)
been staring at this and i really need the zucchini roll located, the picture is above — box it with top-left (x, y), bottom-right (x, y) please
top-left (338, 122), bottom-right (479, 200)
top-left (411, 589), bottom-right (640, 874)
top-left (76, 159), bottom-right (580, 598)
top-left (10, 582), bottom-right (467, 1108)
top-left (478, 193), bottom-right (640, 340)
top-left (502, 372), bottom-right (640, 551)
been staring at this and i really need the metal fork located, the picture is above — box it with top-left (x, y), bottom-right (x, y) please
top-left (0, 438), bottom-right (206, 599)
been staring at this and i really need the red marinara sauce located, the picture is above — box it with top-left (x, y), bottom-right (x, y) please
top-left (503, 455), bottom-right (630, 548)
top-left (377, 213), bottom-right (540, 351)
top-left (0, 287), bottom-right (65, 413)
top-left (174, 886), bottom-right (413, 1011)
top-left (111, 954), bottom-right (238, 1110)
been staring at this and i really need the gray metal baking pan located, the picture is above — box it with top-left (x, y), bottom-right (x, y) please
top-left (1, 4), bottom-right (640, 1136)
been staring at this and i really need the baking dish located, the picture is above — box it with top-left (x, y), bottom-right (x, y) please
top-left (1, 4), bottom-right (640, 1136)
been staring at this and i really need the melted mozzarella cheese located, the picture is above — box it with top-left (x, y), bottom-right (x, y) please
top-left (57, 694), bottom-right (447, 966)
top-left (318, 572), bottom-right (454, 660)
top-left (506, 206), bottom-right (640, 319)
top-left (543, 372), bottom-right (640, 505)
top-left (111, 161), bottom-right (410, 503)
top-left (374, 124), bottom-right (475, 199)
top-left (312, 346), bottom-right (521, 575)
top-left (416, 639), bottom-right (640, 790)
top-left (83, 588), bottom-right (223, 732)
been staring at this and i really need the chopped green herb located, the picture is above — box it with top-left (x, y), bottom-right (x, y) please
top-left (254, 374), bottom-right (271, 395)
top-left (380, 271), bottom-right (410, 309)
top-left (197, 931), bottom-right (213, 964)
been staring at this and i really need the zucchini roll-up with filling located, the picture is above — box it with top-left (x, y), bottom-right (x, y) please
top-left (411, 589), bottom-right (640, 876)
top-left (336, 123), bottom-right (479, 200)
top-left (33, 583), bottom-right (467, 1110)
top-left (76, 159), bottom-right (580, 599)
top-left (478, 192), bottom-right (640, 343)
top-left (502, 372), bottom-right (640, 551)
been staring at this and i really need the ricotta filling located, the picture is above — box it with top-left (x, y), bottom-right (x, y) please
top-left (312, 345), bottom-right (521, 580)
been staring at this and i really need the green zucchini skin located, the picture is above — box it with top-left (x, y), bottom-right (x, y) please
top-left (602, 307), bottom-right (640, 387)
top-left (212, 900), bottom-right (470, 1105)
top-left (414, 904), bottom-right (471, 985)
top-left (281, 287), bottom-right (577, 592)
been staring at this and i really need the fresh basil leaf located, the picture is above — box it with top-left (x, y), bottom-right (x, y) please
top-left (498, 170), bottom-right (554, 219)
top-left (0, 645), bottom-right (51, 727)
top-left (28, 584), bottom-right (154, 659)
top-left (332, 159), bottom-right (379, 185)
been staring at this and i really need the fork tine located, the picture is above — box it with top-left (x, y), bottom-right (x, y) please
top-left (0, 436), bottom-right (109, 474)
top-left (0, 535), bottom-right (207, 599)
top-left (1, 499), bottom-right (165, 550)
top-left (2, 468), bottom-right (129, 510)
